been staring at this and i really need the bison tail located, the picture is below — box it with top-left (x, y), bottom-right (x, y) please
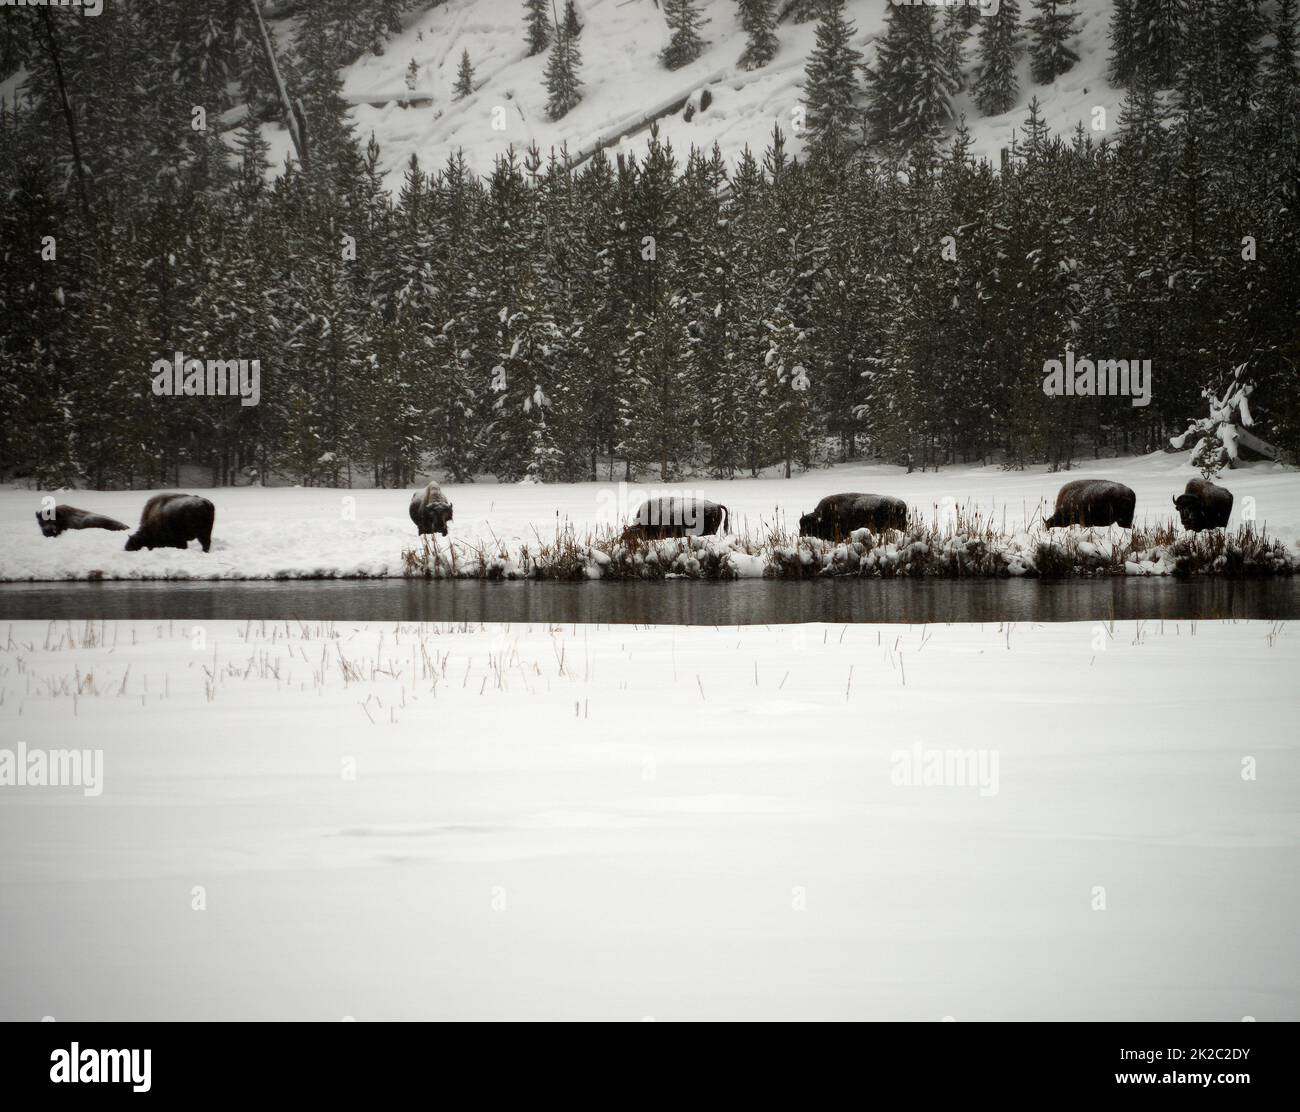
top-left (720, 505), bottom-right (731, 536)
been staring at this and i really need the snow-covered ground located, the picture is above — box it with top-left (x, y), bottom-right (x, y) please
top-left (1, 617), bottom-right (1295, 1020)
top-left (279, 0), bottom-right (1123, 193)
top-left (2, 453), bottom-right (1296, 581)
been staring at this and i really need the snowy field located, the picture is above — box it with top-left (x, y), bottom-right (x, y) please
top-left (0, 617), bottom-right (1296, 1020)
top-left (1, 453), bottom-right (1297, 581)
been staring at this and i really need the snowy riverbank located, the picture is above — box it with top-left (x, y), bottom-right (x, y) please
top-left (2, 454), bottom-right (1297, 583)
top-left (1, 618), bottom-right (1295, 1019)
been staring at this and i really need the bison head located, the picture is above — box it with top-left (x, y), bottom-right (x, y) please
top-left (427, 503), bottom-right (453, 536)
top-left (1173, 494), bottom-right (1204, 531)
top-left (35, 511), bottom-right (62, 538)
top-left (124, 533), bottom-right (144, 551)
top-left (798, 512), bottom-right (819, 537)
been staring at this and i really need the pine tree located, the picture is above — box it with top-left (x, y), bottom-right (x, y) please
top-left (1028, 1), bottom-right (1079, 84)
top-left (624, 295), bottom-right (695, 480)
top-left (1266, 0), bottom-right (1300, 109)
top-left (1135, 0), bottom-right (1187, 88)
top-left (803, 0), bottom-right (863, 163)
top-left (564, 0), bottom-right (583, 39)
top-left (784, 0), bottom-right (822, 22)
top-left (234, 112), bottom-right (272, 206)
top-left (738, 0), bottom-right (779, 71)
top-left (1108, 0), bottom-right (1138, 86)
top-left (454, 49), bottom-right (474, 100)
top-left (865, 3), bottom-right (955, 151)
top-left (940, 5), bottom-right (970, 90)
top-left (974, 0), bottom-right (1022, 117)
top-left (661, 0), bottom-right (706, 70)
top-left (544, 26), bottom-right (583, 120)
top-left (523, 0), bottom-right (551, 57)
top-left (761, 306), bottom-right (812, 478)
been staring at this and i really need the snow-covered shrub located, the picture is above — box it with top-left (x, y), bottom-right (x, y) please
top-left (1169, 364), bottom-right (1280, 476)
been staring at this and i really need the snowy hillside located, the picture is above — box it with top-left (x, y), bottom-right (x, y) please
top-left (261, 0), bottom-right (1123, 192)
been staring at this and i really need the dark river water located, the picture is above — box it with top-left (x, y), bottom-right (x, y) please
top-left (0, 577), bottom-right (1296, 624)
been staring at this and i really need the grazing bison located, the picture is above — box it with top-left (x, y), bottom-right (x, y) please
top-left (409, 481), bottom-right (454, 536)
top-left (1173, 479), bottom-right (1233, 531)
top-left (1042, 479), bottom-right (1136, 529)
top-left (621, 497), bottom-right (728, 542)
top-left (35, 504), bottom-right (129, 538)
top-left (798, 493), bottom-right (908, 540)
top-left (124, 494), bottom-right (215, 552)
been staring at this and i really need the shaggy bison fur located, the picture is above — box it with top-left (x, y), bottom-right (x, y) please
top-left (1173, 479), bottom-right (1233, 531)
top-left (621, 497), bottom-right (728, 542)
top-left (798, 493), bottom-right (908, 540)
top-left (124, 494), bottom-right (215, 552)
top-left (409, 482), bottom-right (454, 536)
top-left (1042, 479), bottom-right (1136, 529)
top-left (35, 504), bottom-right (129, 538)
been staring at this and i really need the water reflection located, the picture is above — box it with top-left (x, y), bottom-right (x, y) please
top-left (0, 577), bottom-right (1295, 624)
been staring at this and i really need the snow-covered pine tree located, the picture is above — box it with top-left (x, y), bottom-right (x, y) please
top-left (564, 0), bottom-right (583, 39)
top-left (544, 24), bottom-right (583, 120)
top-left (761, 306), bottom-right (812, 478)
top-left (803, 0), bottom-right (863, 164)
top-left (940, 5), bottom-right (970, 91)
top-left (293, 3), bottom-right (364, 175)
top-left (660, 0), bottom-right (706, 71)
top-left (1216, 0), bottom-right (1267, 113)
top-left (362, 0), bottom-right (409, 57)
top-left (454, 49), bottom-right (474, 100)
top-left (1028, 1), bottom-right (1079, 84)
top-left (782, 0), bottom-right (822, 23)
top-left (738, 0), bottom-right (779, 71)
top-left (1135, 0), bottom-right (1187, 88)
top-left (974, 0), bottom-right (1022, 116)
top-left (427, 150), bottom-right (484, 482)
top-left (523, 0), bottom-right (551, 57)
top-left (623, 295), bottom-right (696, 480)
top-left (234, 112), bottom-right (273, 208)
top-left (1117, 73), bottom-right (1168, 160)
top-left (865, 3), bottom-right (955, 152)
top-left (1170, 365), bottom-right (1282, 474)
top-left (1266, 0), bottom-right (1300, 110)
top-left (1108, 0), bottom-right (1138, 86)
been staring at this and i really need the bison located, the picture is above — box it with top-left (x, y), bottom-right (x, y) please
top-left (1042, 479), bottom-right (1136, 529)
top-left (35, 504), bottom-right (129, 538)
top-left (1173, 478), bottom-right (1233, 531)
top-left (621, 497), bottom-right (728, 542)
top-left (798, 493), bottom-right (908, 540)
top-left (124, 494), bottom-right (215, 552)
top-left (409, 481), bottom-right (454, 536)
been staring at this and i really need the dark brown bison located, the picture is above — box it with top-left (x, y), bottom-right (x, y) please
top-left (621, 497), bottom-right (728, 542)
top-left (35, 504), bottom-right (129, 538)
top-left (409, 481), bottom-right (454, 536)
top-left (124, 494), bottom-right (215, 552)
top-left (799, 493), bottom-right (908, 540)
top-left (1042, 479), bottom-right (1136, 529)
top-left (1173, 478), bottom-right (1233, 531)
